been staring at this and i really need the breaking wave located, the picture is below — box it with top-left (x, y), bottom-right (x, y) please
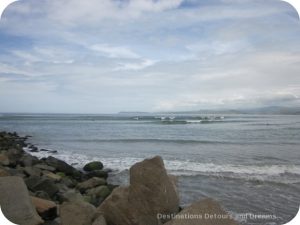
top-left (24, 148), bottom-right (300, 184)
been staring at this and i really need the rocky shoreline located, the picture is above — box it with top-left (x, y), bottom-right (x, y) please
top-left (0, 131), bottom-right (239, 225)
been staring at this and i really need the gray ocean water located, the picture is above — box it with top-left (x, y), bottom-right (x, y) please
top-left (0, 113), bottom-right (299, 224)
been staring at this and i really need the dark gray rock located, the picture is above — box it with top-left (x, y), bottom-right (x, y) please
top-left (34, 164), bottom-right (56, 172)
top-left (25, 175), bottom-right (41, 190)
top-left (83, 161), bottom-right (103, 172)
top-left (77, 177), bottom-right (106, 193)
top-left (57, 190), bottom-right (84, 203)
top-left (6, 148), bottom-right (24, 166)
top-left (34, 191), bottom-right (51, 200)
top-left (0, 167), bottom-right (11, 177)
top-left (0, 153), bottom-right (10, 166)
top-left (86, 185), bottom-right (111, 199)
top-left (25, 176), bottom-right (59, 198)
top-left (42, 220), bottom-right (60, 225)
top-left (20, 154), bottom-right (40, 167)
top-left (86, 170), bottom-right (108, 179)
top-left (40, 149), bottom-right (58, 154)
top-left (24, 166), bottom-right (42, 177)
top-left (45, 156), bottom-right (78, 176)
top-left (6, 167), bottom-right (26, 178)
top-left (29, 146), bottom-right (39, 152)
top-left (61, 176), bottom-right (77, 188)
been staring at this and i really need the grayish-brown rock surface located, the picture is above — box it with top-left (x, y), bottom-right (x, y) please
top-left (0, 176), bottom-right (44, 225)
top-left (98, 156), bottom-right (180, 225)
top-left (164, 198), bottom-right (239, 225)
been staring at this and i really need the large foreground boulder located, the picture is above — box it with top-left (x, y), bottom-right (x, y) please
top-left (92, 214), bottom-right (107, 225)
top-left (0, 176), bottom-right (43, 225)
top-left (164, 198), bottom-right (239, 225)
top-left (129, 156), bottom-right (179, 216)
top-left (98, 156), bottom-right (179, 225)
top-left (60, 200), bottom-right (96, 225)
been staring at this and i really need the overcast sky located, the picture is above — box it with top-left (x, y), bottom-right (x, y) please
top-left (0, 0), bottom-right (300, 113)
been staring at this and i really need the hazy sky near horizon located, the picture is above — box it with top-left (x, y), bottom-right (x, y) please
top-left (0, 0), bottom-right (300, 113)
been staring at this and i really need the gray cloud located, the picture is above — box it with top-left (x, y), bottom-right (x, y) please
top-left (0, 0), bottom-right (299, 113)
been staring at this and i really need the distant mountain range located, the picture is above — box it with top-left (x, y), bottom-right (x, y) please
top-left (119, 106), bottom-right (300, 115)
top-left (237, 106), bottom-right (300, 115)
top-left (171, 106), bottom-right (300, 115)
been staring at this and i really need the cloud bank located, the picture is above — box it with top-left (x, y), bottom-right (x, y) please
top-left (0, 0), bottom-right (300, 113)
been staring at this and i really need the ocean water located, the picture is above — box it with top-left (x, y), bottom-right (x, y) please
top-left (0, 113), bottom-right (299, 224)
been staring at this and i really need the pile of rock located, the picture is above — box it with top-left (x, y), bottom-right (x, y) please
top-left (0, 131), bottom-right (113, 225)
top-left (0, 131), bottom-right (239, 225)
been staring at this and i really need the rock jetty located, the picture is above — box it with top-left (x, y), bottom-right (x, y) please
top-left (0, 131), bottom-right (238, 225)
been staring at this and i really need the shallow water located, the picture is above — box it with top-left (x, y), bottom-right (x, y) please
top-left (0, 113), bottom-right (299, 224)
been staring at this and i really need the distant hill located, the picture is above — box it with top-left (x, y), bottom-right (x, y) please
top-left (118, 106), bottom-right (300, 115)
top-left (158, 106), bottom-right (300, 115)
top-left (237, 106), bottom-right (300, 115)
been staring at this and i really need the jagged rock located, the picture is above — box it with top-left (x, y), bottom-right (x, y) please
top-left (34, 164), bottom-right (56, 172)
top-left (98, 156), bottom-right (179, 225)
top-left (20, 154), bottom-right (40, 167)
top-left (6, 167), bottom-right (26, 178)
top-left (31, 196), bottom-right (57, 220)
top-left (83, 194), bottom-right (104, 207)
top-left (42, 171), bottom-right (62, 181)
top-left (57, 190), bottom-right (84, 203)
top-left (40, 149), bottom-right (58, 154)
top-left (24, 166), bottom-right (42, 177)
top-left (0, 153), bottom-right (10, 166)
top-left (29, 146), bottom-right (39, 152)
top-left (42, 220), bottom-right (60, 225)
top-left (77, 177), bottom-right (106, 193)
top-left (164, 198), bottom-right (239, 225)
top-left (98, 187), bottom-right (133, 225)
top-left (86, 185), bottom-right (111, 199)
top-left (86, 170), bottom-right (108, 179)
top-left (25, 175), bottom-right (42, 189)
top-left (0, 167), bottom-right (11, 177)
top-left (55, 182), bottom-right (70, 195)
top-left (83, 161), bottom-right (103, 172)
top-left (85, 185), bottom-right (111, 207)
top-left (56, 172), bottom-right (66, 177)
top-left (107, 183), bottom-right (119, 191)
top-left (92, 214), bottom-right (107, 225)
top-left (60, 201), bottom-right (96, 225)
top-left (6, 148), bottom-right (24, 166)
top-left (25, 176), bottom-right (59, 198)
top-left (61, 176), bottom-right (77, 188)
top-left (45, 156), bottom-right (78, 175)
top-left (0, 176), bottom-right (44, 225)
top-left (34, 191), bottom-right (51, 200)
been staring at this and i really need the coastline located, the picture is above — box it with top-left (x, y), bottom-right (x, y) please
top-left (0, 131), bottom-right (239, 225)
top-left (0, 131), bottom-right (115, 224)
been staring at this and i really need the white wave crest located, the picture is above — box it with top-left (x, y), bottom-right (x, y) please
top-left (24, 148), bottom-right (300, 183)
